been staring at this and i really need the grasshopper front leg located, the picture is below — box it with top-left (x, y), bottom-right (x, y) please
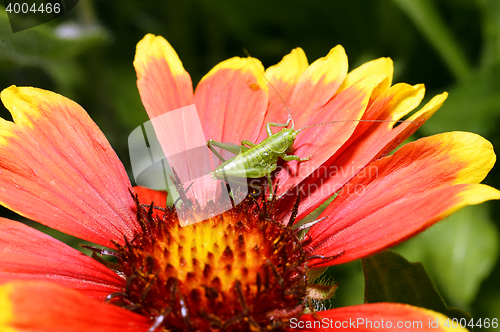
top-left (267, 173), bottom-right (274, 200)
top-left (266, 117), bottom-right (292, 137)
top-left (264, 154), bottom-right (310, 200)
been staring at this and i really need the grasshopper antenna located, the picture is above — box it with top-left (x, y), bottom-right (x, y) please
top-left (243, 48), bottom-right (295, 130)
top-left (243, 49), bottom-right (416, 133)
top-left (295, 118), bottom-right (417, 134)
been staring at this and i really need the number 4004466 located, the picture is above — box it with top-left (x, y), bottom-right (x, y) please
top-left (6, 2), bottom-right (61, 14)
top-left (443, 317), bottom-right (498, 329)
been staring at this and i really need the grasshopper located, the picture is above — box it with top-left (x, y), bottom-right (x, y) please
top-left (207, 53), bottom-right (414, 199)
top-left (207, 116), bottom-right (413, 199)
top-left (207, 116), bottom-right (310, 199)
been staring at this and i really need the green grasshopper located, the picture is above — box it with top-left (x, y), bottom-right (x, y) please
top-left (207, 116), bottom-right (309, 199)
top-left (207, 116), bottom-right (413, 199)
top-left (207, 52), bottom-right (413, 199)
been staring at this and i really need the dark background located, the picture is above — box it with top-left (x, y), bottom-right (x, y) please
top-left (0, 0), bottom-right (499, 322)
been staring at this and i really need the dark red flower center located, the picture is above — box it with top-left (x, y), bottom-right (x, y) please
top-left (109, 195), bottom-right (308, 331)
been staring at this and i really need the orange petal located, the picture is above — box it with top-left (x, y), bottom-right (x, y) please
top-left (0, 218), bottom-right (124, 300)
top-left (287, 45), bottom-right (348, 127)
top-left (134, 34), bottom-right (194, 119)
top-left (306, 132), bottom-right (500, 266)
top-left (257, 48), bottom-right (308, 142)
top-left (0, 86), bottom-right (139, 247)
top-left (288, 88), bottom-right (442, 221)
top-left (291, 303), bottom-right (467, 331)
top-left (196, 56), bottom-right (269, 147)
top-left (135, 35), bottom-right (212, 207)
top-left (0, 281), bottom-right (150, 332)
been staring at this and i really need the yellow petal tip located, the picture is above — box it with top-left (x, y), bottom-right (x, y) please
top-left (199, 56), bottom-right (269, 92)
top-left (0, 284), bottom-right (14, 332)
top-left (134, 34), bottom-right (186, 78)
top-left (307, 45), bottom-right (348, 85)
top-left (265, 47), bottom-right (308, 85)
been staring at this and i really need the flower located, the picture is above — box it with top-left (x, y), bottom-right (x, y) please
top-left (0, 33), bottom-right (498, 331)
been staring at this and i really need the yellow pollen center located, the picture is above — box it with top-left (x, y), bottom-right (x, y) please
top-left (112, 196), bottom-right (308, 332)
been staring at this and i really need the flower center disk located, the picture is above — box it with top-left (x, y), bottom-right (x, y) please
top-left (113, 196), bottom-right (307, 331)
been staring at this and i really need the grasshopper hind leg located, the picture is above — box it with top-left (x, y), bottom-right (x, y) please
top-left (207, 139), bottom-right (251, 161)
top-left (207, 139), bottom-right (227, 162)
top-left (241, 139), bottom-right (257, 148)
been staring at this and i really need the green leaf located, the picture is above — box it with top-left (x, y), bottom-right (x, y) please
top-left (395, 204), bottom-right (500, 306)
top-left (362, 250), bottom-right (471, 321)
top-left (363, 250), bottom-right (447, 311)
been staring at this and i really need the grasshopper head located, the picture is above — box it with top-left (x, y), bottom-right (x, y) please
top-left (289, 128), bottom-right (302, 146)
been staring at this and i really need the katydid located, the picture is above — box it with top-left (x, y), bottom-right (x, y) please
top-left (207, 116), bottom-right (414, 199)
top-left (207, 116), bottom-right (309, 199)
top-left (207, 52), bottom-right (414, 199)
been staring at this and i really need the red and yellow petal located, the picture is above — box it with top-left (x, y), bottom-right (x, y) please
top-left (346, 82), bottom-right (424, 140)
top-left (0, 86), bottom-right (139, 247)
top-left (378, 83), bottom-right (427, 122)
top-left (293, 303), bottom-right (467, 331)
top-left (338, 57), bottom-right (394, 105)
top-left (334, 83), bottom-right (429, 169)
top-left (134, 34), bottom-right (194, 119)
top-left (287, 45), bottom-right (348, 128)
top-left (287, 88), bottom-right (443, 221)
top-left (195, 56), bottom-right (269, 150)
top-left (0, 281), bottom-right (150, 332)
top-left (306, 132), bottom-right (500, 266)
top-left (0, 217), bottom-right (124, 300)
top-left (134, 36), bottom-right (210, 204)
top-left (265, 47), bottom-right (308, 104)
top-left (257, 48), bottom-right (308, 142)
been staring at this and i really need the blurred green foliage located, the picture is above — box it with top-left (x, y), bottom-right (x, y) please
top-left (0, 0), bottom-right (499, 321)
top-left (363, 250), bottom-right (472, 322)
top-left (396, 205), bottom-right (500, 312)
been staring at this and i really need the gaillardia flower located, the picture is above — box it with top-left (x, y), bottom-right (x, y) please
top-left (0, 34), bottom-right (498, 331)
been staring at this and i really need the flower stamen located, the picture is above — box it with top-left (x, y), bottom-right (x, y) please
top-left (102, 190), bottom-right (309, 331)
